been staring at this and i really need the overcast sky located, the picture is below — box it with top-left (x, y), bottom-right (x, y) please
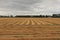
top-left (0, 0), bottom-right (60, 16)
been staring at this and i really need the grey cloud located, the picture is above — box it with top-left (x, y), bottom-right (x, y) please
top-left (0, 0), bottom-right (40, 11)
top-left (0, 0), bottom-right (60, 16)
top-left (31, 0), bottom-right (60, 15)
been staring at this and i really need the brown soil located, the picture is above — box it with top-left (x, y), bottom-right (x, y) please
top-left (0, 18), bottom-right (60, 40)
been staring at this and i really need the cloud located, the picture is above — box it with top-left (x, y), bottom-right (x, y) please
top-left (0, 0), bottom-right (60, 16)
top-left (31, 0), bottom-right (60, 15)
top-left (0, 0), bottom-right (39, 11)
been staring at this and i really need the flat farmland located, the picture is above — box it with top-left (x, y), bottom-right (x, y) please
top-left (0, 18), bottom-right (60, 40)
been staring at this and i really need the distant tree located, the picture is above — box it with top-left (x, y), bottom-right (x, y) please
top-left (52, 14), bottom-right (60, 18)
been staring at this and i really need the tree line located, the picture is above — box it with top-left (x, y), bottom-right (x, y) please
top-left (0, 14), bottom-right (60, 18)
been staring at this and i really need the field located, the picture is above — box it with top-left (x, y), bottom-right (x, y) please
top-left (0, 18), bottom-right (60, 40)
